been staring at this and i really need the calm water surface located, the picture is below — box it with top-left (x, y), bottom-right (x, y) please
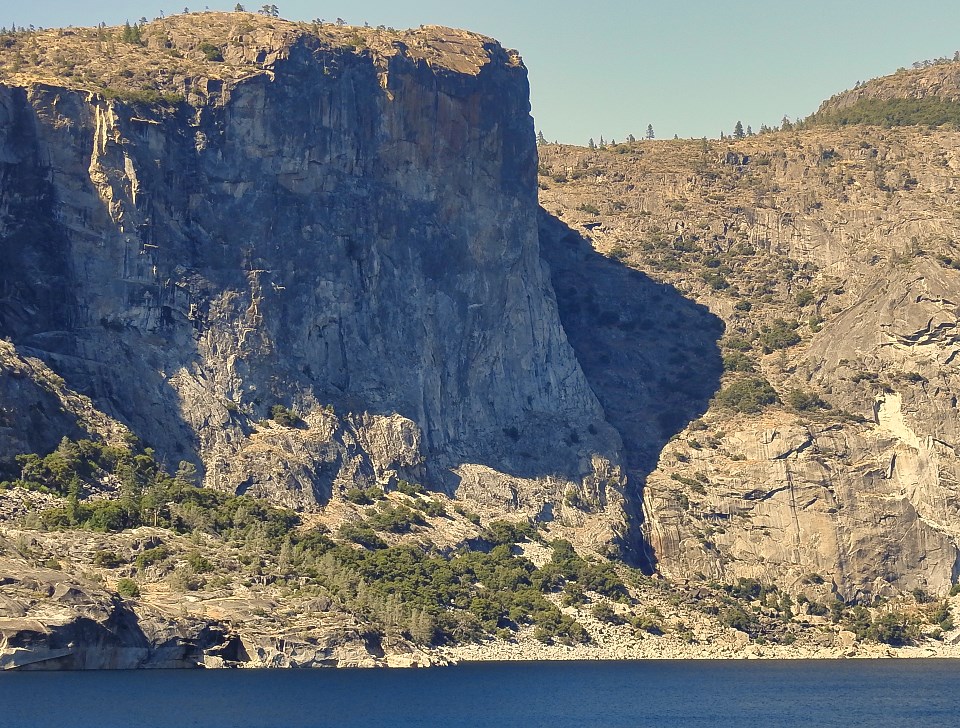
top-left (1, 659), bottom-right (958, 727)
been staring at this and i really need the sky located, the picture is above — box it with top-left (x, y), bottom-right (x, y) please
top-left (9, 1), bottom-right (960, 144)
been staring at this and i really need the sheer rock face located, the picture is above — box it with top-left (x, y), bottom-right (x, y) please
top-left (0, 23), bottom-right (623, 537)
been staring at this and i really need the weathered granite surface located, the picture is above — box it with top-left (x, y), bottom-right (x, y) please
top-left (0, 15), bottom-right (625, 543)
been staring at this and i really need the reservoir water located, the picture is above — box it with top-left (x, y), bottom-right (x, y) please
top-left (1, 659), bottom-right (958, 727)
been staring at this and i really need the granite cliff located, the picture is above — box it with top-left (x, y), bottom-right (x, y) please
top-left (0, 13), bottom-right (623, 534)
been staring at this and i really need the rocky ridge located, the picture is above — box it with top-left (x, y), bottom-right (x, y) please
top-left (817, 58), bottom-right (960, 114)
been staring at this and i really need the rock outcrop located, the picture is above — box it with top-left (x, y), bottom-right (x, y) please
top-left (816, 58), bottom-right (960, 114)
top-left (0, 15), bottom-right (624, 541)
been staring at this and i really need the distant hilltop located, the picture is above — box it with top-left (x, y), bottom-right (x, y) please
top-left (812, 55), bottom-right (960, 127)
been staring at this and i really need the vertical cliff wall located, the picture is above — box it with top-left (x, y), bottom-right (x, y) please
top-left (0, 17), bottom-right (624, 542)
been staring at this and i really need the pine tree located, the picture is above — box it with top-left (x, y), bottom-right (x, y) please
top-left (734, 120), bottom-right (744, 139)
top-left (645, 124), bottom-right (654, 140)
top-left (746, 125), bottom-right (753, 136)
top-left (536, 130), bottom-right (546, 145)
top-left (588, 138), bottom-right (596, 149)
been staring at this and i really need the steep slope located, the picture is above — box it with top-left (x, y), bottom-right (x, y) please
top-left (0, 14), bottom-right (625, 546)
top-left (538, 122), bottom-right (960, 600)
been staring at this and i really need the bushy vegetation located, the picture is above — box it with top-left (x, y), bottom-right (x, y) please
top-left (270, 404), bottom-right (302, 427)
top-left (101, 87), bottom-right (184, 105)
top-left (343, 486), bottom-right (384, 505)
top-left (757, 319), bottom-right (801, 353)
top-left (3, 440), bottom-right (634, 647)
top-left (722, 351), bottom-right (755, 373)
top-left (715, 376), bottom-right (779, 413)
top-left (812, 97), bottom-right (960, 129)
top-left (840, 605), bottom-right (920, 646)
top-left (116, 578), bottom-right (140, 597)
top-left (786, 389), bottom-right (830, 412)
top-left (2, 437), bottom-right (299, 539)
top-left (198, 41), bottom-right (224, 62)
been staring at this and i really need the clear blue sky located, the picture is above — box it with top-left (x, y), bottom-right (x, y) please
top-left (10, 1), bottom-right (960, 143)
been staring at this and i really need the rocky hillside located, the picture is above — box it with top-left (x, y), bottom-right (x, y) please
top-left (538, 121), bottom-right (960, 602)
top-left (818, 58), bottom-right (960, 111)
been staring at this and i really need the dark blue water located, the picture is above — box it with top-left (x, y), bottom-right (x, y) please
top-left (1, 660), bottom-right (958, 727)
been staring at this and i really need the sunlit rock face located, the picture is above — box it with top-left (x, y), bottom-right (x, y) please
top-left (0, 21), bottom-right (626, 548)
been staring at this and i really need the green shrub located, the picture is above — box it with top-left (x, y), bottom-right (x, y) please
top-left (723, 336), bottom-right (753, 351)
top-left (716, 376), bottom-right (779, 413)
top-left (591, 602), bottom-right (624, 625)
top-left (721, 606), bottom-right (759, 634)
top-left (794, 288), bottom-right (815, 306)
top-left (395, 480), bottom-right (425, 496)
top-left (726, 577), bottom-right (764, 601)
top-left (338, 522), bottom-right (387, 549)
top-left (270, 405), bottom-right (302, 427)
top-left (411, 499), bottom-right (447, 517)
top-left (187, 551), bottom-right (213, 573)
top-left (786, 389), bottom-right (830, 411)
top-left (631, 614), bottom-right (663, 635)
top-left (481, 520), bottom-right (536, 546)
top-left (198, 42), bottom-right (224, 61)
top-left (928, 601), bottom-right (952, 630)
top-left (366, 504), bottom-right (424, 534)
top-left (870, 612), bottom-right (916, 646)
top-left (722, 352), bottom-right (755, 373)
top-left (758, 319), bottom-right (801, 353)
top-left (843, 605), bottom-right (873, 639)
top-left (344, 487), bottom-right (382, 505)
top-left (116, 578), bottom-right (140, 598)
top-left (102, 87), bottom-right (184, 105)
top-left (135, 545), bottom-right (171, 570)
top-left (93, 551), bottom-right (124, 568)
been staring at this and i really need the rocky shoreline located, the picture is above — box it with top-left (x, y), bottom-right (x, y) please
top-left (432, 634), bottom-right (960, 665)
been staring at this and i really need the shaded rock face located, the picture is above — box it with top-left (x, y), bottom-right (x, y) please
top-left (0, 32), bottom-right (620, 518)
top-left (539, 210), bottom-right (724, 565)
